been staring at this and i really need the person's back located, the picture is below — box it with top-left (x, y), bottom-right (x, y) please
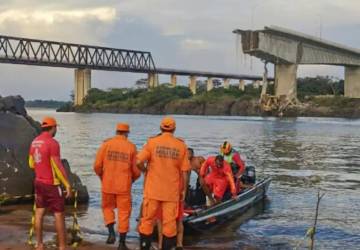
top-left (137, 117), bottom-right (190, 250)
top-left (95, 134), bottom-right (138, 194)
top-left (93, 123), bottom-right (140, 249)
top-left (143, 132), bottom-right (188, 202)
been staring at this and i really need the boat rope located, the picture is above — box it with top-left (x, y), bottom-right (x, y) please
top-left (25, 189), bottom-right (83, 248)
top-left (27, 200), bottom-right (36, 246)
top-left (70, 190), bottom-right (83, 248)
top-left (0, 193), bottom-right (34, 203)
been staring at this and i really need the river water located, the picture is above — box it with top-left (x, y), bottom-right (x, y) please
top-left (27, 109), bottom-right (360, 249)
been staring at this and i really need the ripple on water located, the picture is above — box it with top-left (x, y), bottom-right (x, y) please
top-left (27, 109), bottom-right (360, 249)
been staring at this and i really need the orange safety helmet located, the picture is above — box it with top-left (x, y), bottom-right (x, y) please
top-left (116, 123), bottom-right (130, 132)
top-left (220, 141), bottom-right (232, 155)
top-left (160, 116), bottom-right (176, 131)
top-left (41, 117), bottom-right (57, 128)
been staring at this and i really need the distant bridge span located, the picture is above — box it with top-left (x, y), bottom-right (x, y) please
top-left (0, 34), bottom-right (267, 105)
top-left (234, 26), bottom-right (360, 99)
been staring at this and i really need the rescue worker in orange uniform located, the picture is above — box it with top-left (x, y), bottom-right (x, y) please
top-left (200, 155), bottom-right (237, 203)
top-left (29, 117), bottom-right (72, 250)
top-left (137, 117), bottom-right (190, 250)
top-left (94, 123), bottom-right (140, 250)
top-left (156, 172), bottom-right (185, 250)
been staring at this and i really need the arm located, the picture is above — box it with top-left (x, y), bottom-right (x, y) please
top-left (198, 158), bottom-right (216, 205)
top-left (28, 145), bottom-right (35, 169)
top-left (180, 147), bottom-right (191, 201)
top-left (199, 158), bottom-right (210, 178)
top-left (50, 141), bottom-right (72, 198)
top-left (136, 141), bottom-right (151, 172)
top-left (181, 170), bottom-right (189, 201)
top-left (233, 153), bottom-right (245, 176)
top-left (226, 172), bottom-right (237, 197)
top-left (131, 145), bottom-right (141, 182)
top-left (93, 142), bottom-right (107, 178)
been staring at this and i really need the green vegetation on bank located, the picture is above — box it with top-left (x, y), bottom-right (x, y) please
top-left (57, 76), bottom-right (360, 117)
top-left (297, 76), bottom-right (344, 100)
top-left (72, 83), bottom-right (263, 113)
top-left (26, 99), bottom-right (70, 109)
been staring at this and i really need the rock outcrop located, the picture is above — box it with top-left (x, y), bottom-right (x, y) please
top-left (0, 95), bottom-right (89, 205)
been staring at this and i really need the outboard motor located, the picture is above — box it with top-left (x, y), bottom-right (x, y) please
top-left (241, 166), bottom-right (256, 184)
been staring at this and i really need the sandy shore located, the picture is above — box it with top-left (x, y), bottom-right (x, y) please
top-left (0, 205), bottom-right (141, 250)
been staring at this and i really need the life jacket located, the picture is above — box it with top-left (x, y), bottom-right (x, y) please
top-left (222, 149), bottom-right (238, 175)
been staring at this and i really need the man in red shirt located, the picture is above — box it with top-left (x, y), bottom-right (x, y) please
top-left (200, 155), bottom-right (236, 204)
top-left (29, 117), bottom-right (72, 250)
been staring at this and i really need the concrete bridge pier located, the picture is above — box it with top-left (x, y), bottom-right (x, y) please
top-left (207, 77), bottom-right (214, 91)
top-left (148, 73), bottom-right (159, 88)
top-left (345, 66), bottom-right (360, 98)
top-left (239, 80), bottom-right (245, 91)
top-left (253, 80), bottom-right (260, 89)
top-left (223, 78), bottom-right (230, 89)
top-left (170, 74), bottom-right (177, 87)
top-left (274, 64), bottom-right (298, 99)
top-left (74, 68), bottom-right (91, 105)
top-left (189, 76), bottom-right (197, 94)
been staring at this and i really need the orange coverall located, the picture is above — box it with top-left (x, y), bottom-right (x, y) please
top-left (200, 156), bottom-right (236, 200)
top-left (94, 135), bottom-right (140, 233)
top-left (137, 132), bottom-right (190, 237)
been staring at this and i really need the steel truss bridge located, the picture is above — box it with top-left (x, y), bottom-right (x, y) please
top-left (0, 35), bottom-right (156, 73)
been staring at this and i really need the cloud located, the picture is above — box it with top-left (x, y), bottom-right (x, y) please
top-left (0, 7), bottom-right (117, 25)
top-left (1, 0), bottom-right (360, 99)
top-left (181, 39), bottom-right (212, 50)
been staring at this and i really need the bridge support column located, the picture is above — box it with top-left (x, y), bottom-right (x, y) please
top-left (74, 69), bottom-right (91, 106)
top-left (274, 64), bottom-right (297, 99)
top-left (253, 80), bottom-right (260, 89)
top-left (148, 73), bottom-right (159, 88)
top-left (170, 74), bottom-right (177, 87)
top-left (239, 80), bottom-right (245, 91)
top-left (345, 66), bottom-right (360, 98)
top-left (189, 76), bottom-right (197, 94)
top-left (223, 78), bottom-right (230, 89)
top-left (207, 77), bottom-right (214, 91)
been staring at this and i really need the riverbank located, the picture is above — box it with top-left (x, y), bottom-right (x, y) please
top-left (58, 81), bottom-right (360, 118)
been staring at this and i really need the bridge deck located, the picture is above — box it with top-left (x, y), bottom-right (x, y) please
top-left (0, 34), bottom-right (268, 81)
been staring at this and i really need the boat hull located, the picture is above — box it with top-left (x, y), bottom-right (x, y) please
top-left (183, 177), bottom-right (271, 232)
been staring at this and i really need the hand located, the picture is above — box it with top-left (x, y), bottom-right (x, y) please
top-left (180, 191), bottom-right (186, 201)
top-left (65, 186), bottom-right (72, 199)
top-left (232, 194), bottom-right (237, 200)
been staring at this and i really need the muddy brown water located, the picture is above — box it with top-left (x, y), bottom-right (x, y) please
top-left (2, 109), bottom-right (359, 250)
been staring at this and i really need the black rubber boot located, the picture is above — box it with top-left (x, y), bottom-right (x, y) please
top-left (117, 233), bottom-right (129, 250)
top-left (106, 223), bottom-right (116, 244)
top-left (139, 234), bottom-right (152, 250)
top-left (162, 236), bottom-right (176, 250)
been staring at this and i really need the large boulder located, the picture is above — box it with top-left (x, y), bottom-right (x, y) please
top-left (0, 96), bottom-right (89, 205)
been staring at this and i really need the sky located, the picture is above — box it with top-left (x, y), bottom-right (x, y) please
top-left (0, 0), bottom-right (360, 100)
